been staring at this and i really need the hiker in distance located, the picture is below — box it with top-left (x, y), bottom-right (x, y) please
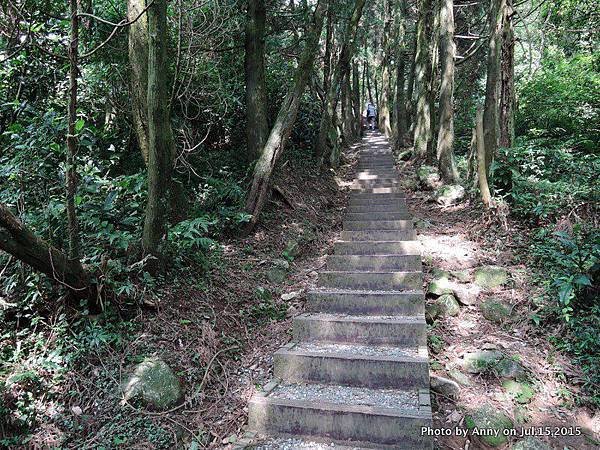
top-left (366, 101), bottom-right (377, 130)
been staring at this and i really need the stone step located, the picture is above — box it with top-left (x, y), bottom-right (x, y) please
top-left (349, 192), bottom-right (406, 199)
top-left (345, 211), bottom-right (410, 221)
top-left (340, 230), bottom-right (416, 241)
top-left (356, 163), bottom-right (395, 169)
top-left (249, 436), bottom-right (372, 449)
top-left (334, 241), bottom-right (421, 256)
top-left (293, 313), bottom-right (427, 346)
top-left (346, 204), bottom-right (408, 214)
top-left (306, 289), bottom-right (425, 315)
top-left (318, 271), bottom-right (422, 290)
top-left (274, 342), bottom-right (429, 389)
top-left (355, 172), bottom-right (398, 180)
top-left (348, 197), bottom-right (407, 207)
top-left (248, 381), bottom-right (433, 449)
top-left (350, 186), bottom-right (405, 194)
top-left (327, 255), bottom-right (421, 271)
top-left (343, 220), bottom-right (412, 231)
top-left (353, 179), bottom-right (399, 186)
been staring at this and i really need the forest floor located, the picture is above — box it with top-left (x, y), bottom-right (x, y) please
top-left (396, 159), bottom-right (600, 450)
top-left (28, 147), bottom-right (358, 449)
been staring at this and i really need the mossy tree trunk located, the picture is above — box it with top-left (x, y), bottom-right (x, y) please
top-left (127, 0), bottom-right (150, 165)
top-left (67, 0), bottom-right (80, 259)
top-left (395, 0), bottom-right (408, 146)
top-left (436, 0), bottom-right (459, 182)
top-left (483, 0), bottom-right (506, 171)
top-left (245, 0), bottom-right (327, 231)
top-left (245, 0), bottom-right (269, 162)
top-left (378, 0), bottom-right (393, 137)
top-left (499, 0), bottom-right (515, 149)
top-left (142, 0), bottom-right (175, 266)
top-left (0, 203), bottom-right (92, 297)
top-left (413, 0), bottom-right (434, 160)
top-left (352, 62), bottom-right (362, 138)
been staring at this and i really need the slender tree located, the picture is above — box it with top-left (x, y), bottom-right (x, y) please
top-left (314, 0), bottom-right (366, 164)
top-left (483, 0), bottom-right (507, 170)
top-left (245, 0), bottom-right (328, 230)
top-left (413, 0), bottom-right (434, 160)
top-left (142, 0), bottom-right (175, 264)
top-left (66, 0), bottom-right (80, 259)
top-left (499, 0), bottom-right (515, 148)
top-left (395, 0), bottom-right (408, 146)
top-left (436, 0), bottom-right (459, 182)
top-left (476, 107), bottom-right (492, 207)
top-left (379, 0), bottom-right (393, 137)
top-left (245, 0), bottom-right (269, 162)
top-left (352, 62), bottom-right (361, 138)
top-left (128, 0), bottom-right (150, 164)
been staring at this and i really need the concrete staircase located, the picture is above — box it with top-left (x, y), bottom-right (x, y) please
top-left (245, 132), bottom-right (433, 449)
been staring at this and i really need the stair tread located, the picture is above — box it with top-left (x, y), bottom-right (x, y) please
top-left (283, 341), bottom-right (427, 360)
top-left (252, 436), bottom-right (370, 450)
top-left (309, 288), bottom-right (422, 294)
top-left (265, 381), bottom-right (423, 412)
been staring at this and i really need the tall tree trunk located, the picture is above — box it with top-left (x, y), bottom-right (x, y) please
top-left (128, 0), bottom-right (150, 164)
top-left (476, 107), bottom-right (492, 207)
top-left (142, 0), bottom-right (175, 264)
top-left (429, 2), bottom-right (440, 156)
top-left (341, 70), bottom-right (353, 144)
top-left (499, 0), bottom-right (515, 148)
top-left (379, 0), bottom-right (393, 137)
top-left (0, 203), bottom-right (91, 297)
top-left (245, 0), bottom-right (269, 162)
top-left (436, 0), bottom-right (459, 182)
top-left (483, 0), bottom-right (506, 171)
top-left (245, 0), bottom-right (327, 230)
top-left (365, 59), bottom-right (374, 103)
top-left (322, 3), bottom-right (334, 105)
top-left (352, 62), bottom-right (361, 138)
top-left (413, 0), bottom-right (434, 160)
top-left (394, 0), bottom-right (408, 146)
top-left (405, 31), bottom-right (417, 132)
top-left (314, 0), bottom-right (366, 164)
top-left (67, 0), bottom-right (80, 259)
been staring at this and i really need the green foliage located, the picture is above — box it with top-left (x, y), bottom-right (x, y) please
top-left (517, 52), bottom-right (600, 147)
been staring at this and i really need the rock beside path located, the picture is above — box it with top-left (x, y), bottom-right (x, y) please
top-left (122, 357), bottom-right (182, 410)
top-left (465, 405), bottom-right (513, 447)
top-left (474, 265), bottom-right (509, 289)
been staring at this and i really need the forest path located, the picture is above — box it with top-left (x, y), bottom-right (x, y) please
top-left (239, 131), bottom-right (433, 449)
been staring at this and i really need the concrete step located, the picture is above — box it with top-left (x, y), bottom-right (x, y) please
top-left (334, 241), bottom-right (421, 256)
top-left (345, 211), bottom-right (410, 221)
top-left (347, 204), bottom-right (408, 214)
top-left (318, 271), bottom-right (422, 290)
top-left (249, 436), bottom-right (373, 449)
top-left (349, 192), bottom-right (406, 199)
top-left (343, 220), bottom-right (412, 231)
top-left (274, 342), bottom-right (429, 388)
top-left (327, 254), bottom-right (421, 271)
top-left (350, 186), bottom-right (405, 194)
top-left (293, 313), bottom-right (427, 346)
top-left (248, 381), bottom-right (433, 449)
top-left (340, 230), bottom-right (416, 241)
top-left (355, 172), bottom-right (398, 180)
top-left (306, 289), bottom-right (425, 315)
top-left (348, 197), bottom-right (407, 207)
top-left (353, 179), bottom-right (399, 186)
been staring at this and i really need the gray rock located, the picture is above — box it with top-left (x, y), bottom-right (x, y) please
top-left (273, 258), bottom-right (290, 270)
top-left (503, 380), bottom-right (535, 404)
top-left (282, 240), bottom-right (300, 260)
top-left (512, 437), bottom-right (552, 450)
top-left (461, 350), bottom-right (504, 374)
top-left (430, 375), bottom-right (460, 398)
top-left (480, 298), bottom-right (512, 323)
top-left (267, 267), bottom-right (287, 284)
top-left (435, 184), bottom-right (465, 206)
top-left (435, 293), bottom-right (460, 316)
top-left (465, 405), bottom-right (513, 447)
top-left (416, 165), bottom-right (440, 190)
top-left (495, 357), bottom-right (526, 379)
top-left (448, 369), bottom-right (471, 386)
top-left (453, 284), bottom-right (481, 305)
top-left (122, 357), bottom-right (182, 410)
top-left (427, 276), bottom-right (453, 296)
top-left (474, 265), bottom-right (509, 289)
top-left (425, 302), bottom-right (443, 323)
